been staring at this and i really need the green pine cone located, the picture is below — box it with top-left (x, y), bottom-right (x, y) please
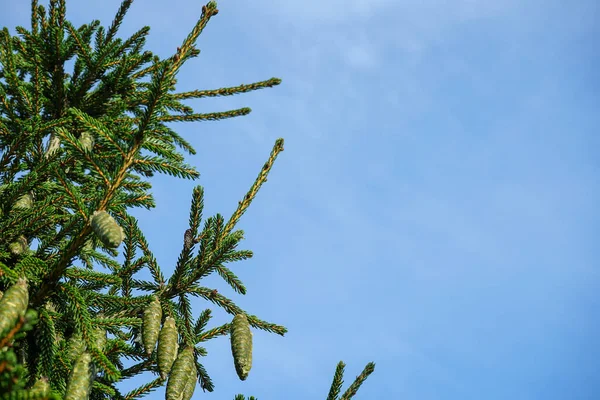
top-left (158, 316), bottom-right (179, 379)
top-left (142, 296), bottom-right (162, 356)
top-left (65, 352), bottom-right (92, 400)
top-left (45, 134), bottom-right (61, 158)
top-left (67, 334), bottom-right (86, 363)
top-left (182, 362), bottom-right (197, 400)
top-left (13, 193), bottom-right (33, 210)
top-left (30, 376), bottom-right (50, 395)
top-left (230, 313), bottom-right (253, 381)
top-left (80, 131), bottom-right (95, 153)
top-left (166, 346), bottom-right (195, 400)
top-left (95, 326), bottom-right (106, 350)
top-left (90, 210), bottom-right (124, 248)
top-left (82, 238), bottom-right (95, 253)
top-left (0, 278), bottom-right (29, 335)
top-left (8, 236), bottom-right (28, 256)
top-left (83, 240), bottom-right (92, 252)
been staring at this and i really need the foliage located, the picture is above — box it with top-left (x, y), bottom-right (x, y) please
top-left (0, 1), bottom-right (375, 399)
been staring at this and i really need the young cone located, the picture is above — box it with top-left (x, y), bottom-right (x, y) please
top-left (8, 236), bottom-right (28, 256)
top-left (30, 377), bottom-right (50, 396)
top-left (45, 134), bottom-right (61, 158)
top-left (230, 314), bottom-right (253, 381)
top-left (182, 363), bottom-right (198, 400)
top-left (158, 316), bottom-right (179, 379)
top-left (95, 326), bottom-right (106, 350)
top-left (166, 346), bottom-right (195, 400)
top-left (0, 278), bottom-right (29, 335)
top-left (90, 210), bottom-right (124, 248)
top-left (79, 131), bottom-right (95, 153)
top-left (67, 334), bottom-right (86, 363)
top-left (13, 193), bottom-right (33, 210)
top-left (142, 295), bottom-right (163, 356)
top-left (64, 352), bottom-right (93, 400)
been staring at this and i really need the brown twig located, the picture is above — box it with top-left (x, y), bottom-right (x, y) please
top-left (0, 315), bottom-right (26, 348)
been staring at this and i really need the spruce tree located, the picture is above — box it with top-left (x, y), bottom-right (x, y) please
top-left (0, 1), bottom-right (375, 399)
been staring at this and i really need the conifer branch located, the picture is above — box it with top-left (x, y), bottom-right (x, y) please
top-left (0, 314), bottom-right (27, 348)
top-left (172, 78), bottom-right (282, 100)
top-left (176, 292), bottom-right (195, 345)
top-left (31, 0), bottom-right (39, 34)
top-left (186, 287), bottom-right (287, 336)
top-left (90, 347), bottom-right (121, 381)
top-left (326, 361), bottom-right (346, 400)
top-left (120, 358), bottom-right (154, 380)
top-left (124, 377), bottom-right (164, 400)
top-left (223, 138), bottom-right (284, 237)
top-left (195, 358), bottom-right (214, 392)
top-left (64, 21), bottom-right (93, 66)
top-left (214, 265), bottom-right (247, 294)
top-left (168, 1), bottom-right (219, 74)
top-left (173, 228), bottom-right (243, 293)
top-left (36, 307), bottom-right (58, 379)
top-left (92, 380), bottom-right (119, 398)
top-left (133, 156), bottom-right (199, 179)
top-left (193, 310), bottom-right (212, 338)
top-left (196, 323), bottom-right (230, 342)
top-left (0, 260), bottom-right (20, 283)
top-left (59, 283), bottom-right (93, 338)
top-left (64, 267), bottom-right (122, 286)
top-left (31, 224), bottom-right (92, 307)
top-left (104, 0), bottom-right (134, 46)
top-left (338, 362), bottom-right (376, 400)
top-left (157, 107), bottom-right (251, 123)
top-left (245, 314), bottom-right (287, 336)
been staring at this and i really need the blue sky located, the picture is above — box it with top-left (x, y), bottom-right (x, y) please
top-left (2, 0), bottom-right (599, 399)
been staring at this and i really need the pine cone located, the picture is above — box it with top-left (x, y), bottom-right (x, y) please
top-left (82, 238), bottom-right (95, 253)
top-left (80, 131), bottom-right (95, 153)
top-left (13, 193), bottom-right (33, 210)
top-left (95, 326), bottom-right (107, 350)
top-left (158, 316), bottom-right (179, 379)
top-left (182, 362), bottom-right (198, 400)
top-left (91, 210), bottom-right (124, 248)
top-left (0, 278), bottom-right (28, 335)
top-left (45, 134), bottom-right (61, 158)
top-left (30, 377), bottom-right (50, 396)
top-left (67, 334), bottom-right (86, 363)
top-left (166, 346), bottom-right (195, 400)
top-left (64, 352), bottom-right (92, 400)
top-left (184, 228), bottom-right (194, 250)
top-left (142, 295), bottom-right (162, 356)
top-left (230, 313), bottom-right (253, 381)
top-left (9, 235), bottom-right (28, 255)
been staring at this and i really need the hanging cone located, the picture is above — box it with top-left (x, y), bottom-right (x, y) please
top-left (230, 313), bottom-right (253, 381)
top-left (142, 295), bottom-right (162, 356)
top-left (158, 316), bottom-right (179, 379)
top-left (91, 210), bottom-right (124, 248)
top-left (0, 278), bottom-right (28, 335)
top-left (166, 346), bottom-right (195, 400)
top-left (64, 352), bottom-right (93, 400)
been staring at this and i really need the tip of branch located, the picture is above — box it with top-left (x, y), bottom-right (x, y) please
top-left (274, 138), bottom-right (284, 152)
